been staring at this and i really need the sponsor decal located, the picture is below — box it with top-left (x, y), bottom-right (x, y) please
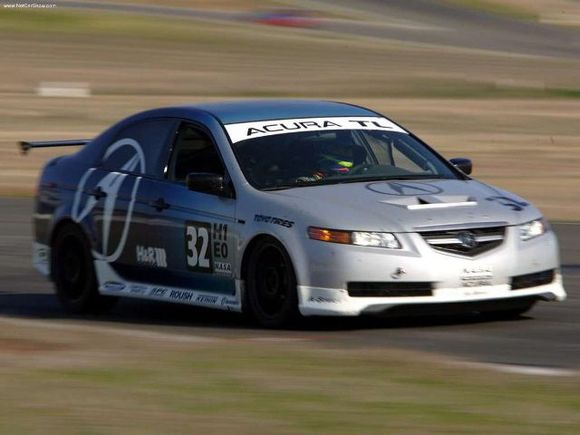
top-left (37, 246), bottom-right (48, 262)
top-left (103, 281), bottom-right (126, 292)
top-left (215, 261), bottom-right (232, 274)
top-left (212, 223), bottom-right (229, 262)
top-left (149, 287), bottom-right (168, 297)
top-left (129, 284), bottom-right (148, 295)
top-left (308, 296), bottom-right (339, 304)
top-left (103, 279), bottom-right (237, 309)
top-left (169, 289), bottom-right (194, 302)
top-left (72, 138), bottom-right (146, 263)
top-left (460, 265), bottom-right (493, 287)
top-left (196, 294), bottom-right (219, 305)
top-left (136, 245), bottom-right (168, 268)
top-left (220, 296), bottom-right (239, 308)
top-left (254, 214), bottom-right (294, 228)
top-left (462, 289), bottom-right (490, 297)
top-left (185, 221), bottom-right (231, 274)
top-left (224, 116), bottom-right (407, 143)
top-left (367, 181), bottom-right (443, 196)
top-left (486, 196), bottom-right (528, 212)
top-left (96, 262), bottom-right (241, 311)
top-left (33, 243), bottom-right (51, 276)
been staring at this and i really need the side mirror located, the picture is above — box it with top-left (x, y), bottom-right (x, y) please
top-left (449, 157), bottom-right (472, 175)
top-left (186, 173), bottom-right (233, 198)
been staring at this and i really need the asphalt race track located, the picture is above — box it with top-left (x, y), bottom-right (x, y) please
top-left (38, 0), bottom-right (580, 59)
top-left (1, 198), bottom-right (578, 370)
top-left (317, 0), bottom-right (580, 59)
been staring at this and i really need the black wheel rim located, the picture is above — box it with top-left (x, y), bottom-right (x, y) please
top-left (57, 235), bottom-right (87, 302)
top-left (253, 244), bottom-right (291, 318)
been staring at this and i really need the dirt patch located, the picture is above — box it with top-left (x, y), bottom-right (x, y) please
top-left (0, 337), bottom-right (70, 353)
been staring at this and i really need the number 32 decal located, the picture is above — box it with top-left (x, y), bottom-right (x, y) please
top-left (186, 221), bottom-right (213, 273)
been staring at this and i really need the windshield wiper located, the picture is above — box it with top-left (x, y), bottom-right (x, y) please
top-left (335, 174), bottom-right (447, 184)
top-left (380, 174), bottom-right (447, 180)
top-left (261, 178), bottom-right (334, 191)
top-left (261, 185), bottom-right (296, 191)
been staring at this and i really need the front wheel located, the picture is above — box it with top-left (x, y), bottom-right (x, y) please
top-left (245, 238), bottom-right (300, 328)
top-left (52, 224), bottom-right (118, 314)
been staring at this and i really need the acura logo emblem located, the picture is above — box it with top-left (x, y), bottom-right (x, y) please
top-left (366, 181), bottom-right (443, 196)
top-left (72, 138), bottom-right (146, 263)
top-left (457, 231), bottom-right (478, 249)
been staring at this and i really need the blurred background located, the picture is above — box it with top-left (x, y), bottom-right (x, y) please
top-left (1, 0), bottom-right (579, 218)
top-left (0, 1), bottom-right (579, 433)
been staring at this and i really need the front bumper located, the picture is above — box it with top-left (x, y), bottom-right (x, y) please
top-left (296, 226), bottom-right (567, 316)
top-left (298, 273), bottom-right (566, 316)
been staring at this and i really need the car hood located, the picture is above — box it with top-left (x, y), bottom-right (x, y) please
top-left (271, 179), bottom-right (541, 233)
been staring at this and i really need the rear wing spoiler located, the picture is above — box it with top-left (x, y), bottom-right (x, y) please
top-left (19, 139), bottom-right (92, 155)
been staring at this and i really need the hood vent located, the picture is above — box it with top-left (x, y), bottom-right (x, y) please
top-left (419, 226), bottom-right (505, 257)
top-left (381, 195), bottom-right (477, 210)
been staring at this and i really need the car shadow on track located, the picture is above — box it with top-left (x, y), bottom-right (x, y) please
top-left (0, 292), bottom-right (533, 332)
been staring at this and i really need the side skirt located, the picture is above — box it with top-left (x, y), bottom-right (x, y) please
top-left (94, 260), bottom-right (242, 312)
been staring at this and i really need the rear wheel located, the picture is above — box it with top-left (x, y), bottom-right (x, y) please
top-left (52, 224), bottom-right (117, 314)
top-left (245, 238), bottom-right (300, 328)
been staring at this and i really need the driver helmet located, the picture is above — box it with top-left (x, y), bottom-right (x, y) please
top-left (315, 141), bottom-right (365, 177)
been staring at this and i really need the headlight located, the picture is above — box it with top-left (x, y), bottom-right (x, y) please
top-left (519, 218), bottom-right (549, 241)
top-left (308, 227), bottom-right (401, 249)
top-left (352, 231), bottom-right (401, 248)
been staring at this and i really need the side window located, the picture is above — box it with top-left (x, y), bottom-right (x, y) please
top-left (102, 118), bottom-right (175, 178)
top-left (167, 123), bottom-right (225, 183)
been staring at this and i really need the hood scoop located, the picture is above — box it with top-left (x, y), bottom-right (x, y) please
top-left (380, 195), bottom-right (477, 210)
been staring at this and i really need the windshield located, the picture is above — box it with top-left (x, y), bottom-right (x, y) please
top-left (232, 128), bottom-right (458, 191)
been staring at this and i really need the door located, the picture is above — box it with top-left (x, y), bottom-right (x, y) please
top-left (145, 121), bottom-right (237, 300)
top-left (77, 118), bottom-right (177, 292)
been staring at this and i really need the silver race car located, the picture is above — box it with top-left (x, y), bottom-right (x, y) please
top-left (25, 100), bottom-right (566, 327)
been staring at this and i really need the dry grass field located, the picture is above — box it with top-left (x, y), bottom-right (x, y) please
top-left (0, 316), bottom-right (579, 434)
top-left (0, 8), bottom-right (578, 219)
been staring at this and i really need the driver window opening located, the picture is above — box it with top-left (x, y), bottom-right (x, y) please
top-left (168, 123), bottom-right (225, 183)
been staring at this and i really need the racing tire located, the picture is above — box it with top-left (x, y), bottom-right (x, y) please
top-left (51, 224), bottom-right (118, 314)
top-left (245, 238), bottom-right (300, 328)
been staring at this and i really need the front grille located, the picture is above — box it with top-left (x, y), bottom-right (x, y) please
top-left (348, 282), bottom-right (433, 297)
top-left (419, 226), bottom-right (505, 257)
top-left (511, 269), bottom-right (555, 290)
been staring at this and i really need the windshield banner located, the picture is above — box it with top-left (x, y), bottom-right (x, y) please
top-left (224, 117), bottom-right (407, 143)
